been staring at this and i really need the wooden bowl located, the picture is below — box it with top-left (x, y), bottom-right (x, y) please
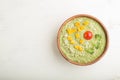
top-left (57, 14), bottom-right (108, 66)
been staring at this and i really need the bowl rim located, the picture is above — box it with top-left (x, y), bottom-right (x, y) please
top-left (57, 14), bottom-right (109, 66)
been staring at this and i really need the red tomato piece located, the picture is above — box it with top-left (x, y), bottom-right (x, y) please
top-left (84, 31), bottom-right (93, 40)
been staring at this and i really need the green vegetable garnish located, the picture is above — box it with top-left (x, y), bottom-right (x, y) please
top-left (86, 48), bottom-right (94, 54)
top-left (94, 42), bottom-right (100, 49)
top-left (95, 34), bottom-right (101, 40)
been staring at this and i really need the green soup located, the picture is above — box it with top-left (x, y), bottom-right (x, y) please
top-left (59, 17), bottom-right (107, 64)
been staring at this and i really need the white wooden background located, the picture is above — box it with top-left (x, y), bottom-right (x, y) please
top-left (0, 0), bottom-right (120, 80)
